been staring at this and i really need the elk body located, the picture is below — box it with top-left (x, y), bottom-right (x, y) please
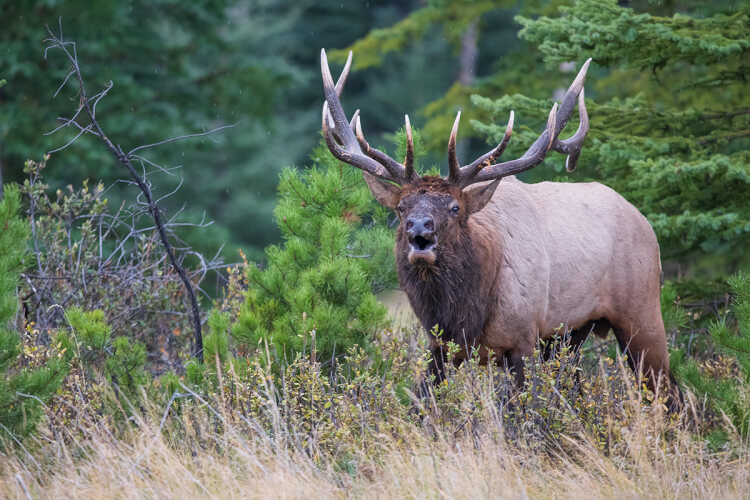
top-left (320, 50), bottom-right (680, 406)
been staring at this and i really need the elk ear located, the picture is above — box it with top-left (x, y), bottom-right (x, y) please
top-left (363, 171), bottom-right (401, 210)
top-left (463, 178), bottom-right (501, 215)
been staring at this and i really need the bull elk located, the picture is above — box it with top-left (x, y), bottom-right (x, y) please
top-left (320, 49), bottom-right (681, 409)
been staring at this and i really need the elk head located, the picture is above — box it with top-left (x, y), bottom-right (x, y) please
top-left (320, 49), bottom-right (590, 268)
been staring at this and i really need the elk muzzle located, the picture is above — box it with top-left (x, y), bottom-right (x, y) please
top-left (406, 214), bottom-right (437, 265)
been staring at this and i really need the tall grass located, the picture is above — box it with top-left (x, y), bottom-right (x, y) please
top-left (1, 339), bottom-right (748, 499)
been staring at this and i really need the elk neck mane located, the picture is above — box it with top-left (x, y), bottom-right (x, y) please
top-left (396, 218), bottom-right (498, 347)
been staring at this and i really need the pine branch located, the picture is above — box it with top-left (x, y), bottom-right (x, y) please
top-left (697, 129), bottom-right (750, 146)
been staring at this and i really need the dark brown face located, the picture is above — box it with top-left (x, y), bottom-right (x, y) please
top-left (362, 174), bottom-right (501, 269)
top-left (396, 187), bottom-right (462, 266)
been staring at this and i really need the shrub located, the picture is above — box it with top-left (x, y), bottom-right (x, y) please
top-left (0, 184), bottom-right (66, 441)
top-left (18, 157), bottom-right (222, 373)
top-left (674, 272), bottom-right (750, 445)
top-left (231, 143), bottom-right (398, 364)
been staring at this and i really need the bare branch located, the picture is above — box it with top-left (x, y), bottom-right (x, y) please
top-left (42, 20), bottom-right (237, 362)
top-left (127, 122), bottom-right (239, 158)
top-left (47, 124), bottom-right (93, 154)
top-left (53, 69), bottom-right (76, 98)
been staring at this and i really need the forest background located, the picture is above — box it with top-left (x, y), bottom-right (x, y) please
top-left (1, 0), bottom-right (750, 496)
top-left (4, 0), bottom-right (745, 273)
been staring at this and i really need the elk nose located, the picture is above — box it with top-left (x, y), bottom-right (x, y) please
top-left (405, 216), bottom-right (434, 237)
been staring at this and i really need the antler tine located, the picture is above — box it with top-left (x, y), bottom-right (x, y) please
top-left (461, 58), bottom-right (591, 185)
top-left (553, 58), bottom-right (591, 136)
top-left (321, 49), bottom-right (357, 151)
top-left (553, 89), bottom-right (588, 172)
top-left (354, 114), bottom-right (407, 179)
top-left (447, 111), bottom-right (461, 183)
top-left (349, 108), bottom-right (360, 132)
top-left (547, 58), bottom-right (590, 173)
top-left (458, 110), bottom-right (514, 187)
top-left (321, 49), bottom-right (408, 183)
top-left (545, 103), bottom-right (558, 148)
top-left (404, 115), bottom-right (416, 181)
top-left (335, 51), bottom-right (353, 97)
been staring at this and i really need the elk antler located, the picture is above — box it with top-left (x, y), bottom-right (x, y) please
top-left (451, 58), bottom-right (592, 187)
top-left (321, 49), bottom-right (419, 185)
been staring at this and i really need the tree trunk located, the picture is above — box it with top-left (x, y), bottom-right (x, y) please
top-left (458, 20), bottom-right (478, 86)
top-left (457, 20), bottom-right (478, 162)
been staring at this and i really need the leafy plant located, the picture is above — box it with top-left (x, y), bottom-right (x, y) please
top-left (674, 272), bottom-right (750, 445)
top-left (55, 307), bottom-right (150, 422)
top-left (19, 158), bottom-right (220, 372)
top-left (0, 184), bottom-right (66, 441)
top-left (231, 143), bottom-right (398, 364)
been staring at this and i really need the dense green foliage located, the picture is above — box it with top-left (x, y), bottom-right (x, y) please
top-left (2, 0), bottom-right (292, 258)
top-left (675, 272), bottom-right (750, 444)
top-left (60, 307), bottom-right (150, 411)
top-left (231, 144), bottom-right (397, 363)
top-left (1, 0), bottom-right (458, 258)
top-left (0, 185), bottom-right (65, 440)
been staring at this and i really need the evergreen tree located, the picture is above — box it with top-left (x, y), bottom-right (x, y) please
top-left (1, 0), bottom-right (298, 259)
top-left (330, 1), bottom-right (563, 154)
top-left (674, 272), bottom-right (750, 444)
top-left (0, 185), bottom-right (65, 440)
top-left (2, 0), bottom-right (449, 259)
top-left (231, 143), bottom-right (399, 363)
top-left (60, 307), bottom-right (149, 412)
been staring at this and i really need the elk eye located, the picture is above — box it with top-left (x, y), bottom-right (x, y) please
top-left (450, 205), bottom-right (460, 214)
top-left (397, 206), bottom-right (405, 215)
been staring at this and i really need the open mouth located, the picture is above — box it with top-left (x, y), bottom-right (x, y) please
top-left (408, 235), bottom-right (437, 265)
top-left (413, 235), bottom-right (434, 251)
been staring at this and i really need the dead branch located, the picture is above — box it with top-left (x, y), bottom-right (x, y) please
top-left (42, 20), bottom-right (236, 362)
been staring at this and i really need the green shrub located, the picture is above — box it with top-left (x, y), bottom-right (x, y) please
top-left (61, 306), bottom-right (150, 416)
top-left (674, 272), bottom-right (750, 445)
top-left (0, 184), bottom-right (66, 441)
top-left (231, 143), bottom-right (398, 364)
top-left (204, 310), bottom-right (230, 365)
top-left (19, 158), bottom-right (213, 371)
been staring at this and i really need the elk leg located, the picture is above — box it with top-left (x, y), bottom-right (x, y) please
top-left (540, 323), bottom-right (600, 392)
top-left (503, 349), bottom-right (527, 387)
top-left (541, 323), bottom-right (595, 362)
top-left (416, 345), bottom-right (448, 399)
top-left (430, 345), bottom-right (448, 382)
top-left (610, 320), bottom-right (682, 411)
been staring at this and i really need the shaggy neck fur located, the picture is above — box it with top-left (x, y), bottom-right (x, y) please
top-left (396, 221), bottom-right (496, 347)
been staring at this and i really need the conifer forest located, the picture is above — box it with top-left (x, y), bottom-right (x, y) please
top-left (1, 1), bottom-right (749, 497)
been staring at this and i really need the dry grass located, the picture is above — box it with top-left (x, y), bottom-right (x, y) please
top-left (1, 390), bottom-right (748, 500)
top-left (3, 313), bottom-right (748, 499)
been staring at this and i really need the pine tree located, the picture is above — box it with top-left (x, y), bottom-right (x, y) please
top-left (674, 272), bottom-right (750, 443)
top-left (231, 143), bottom-right (399, 364)
top-left (2, 1), bottom-right (452, 259)
top-left (329, 1), bottom-right (565, 154)
top-left (0, 185), bottom-right (66, 440)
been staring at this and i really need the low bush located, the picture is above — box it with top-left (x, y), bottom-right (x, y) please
top-left (0, 184), bottom-right (66, 441)
top-left (231, 144), bottom-right (398, 366)
top-left (18, 158), bottom-right (221, 373)
top-left (674, 271), bottom-right (750, 446)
